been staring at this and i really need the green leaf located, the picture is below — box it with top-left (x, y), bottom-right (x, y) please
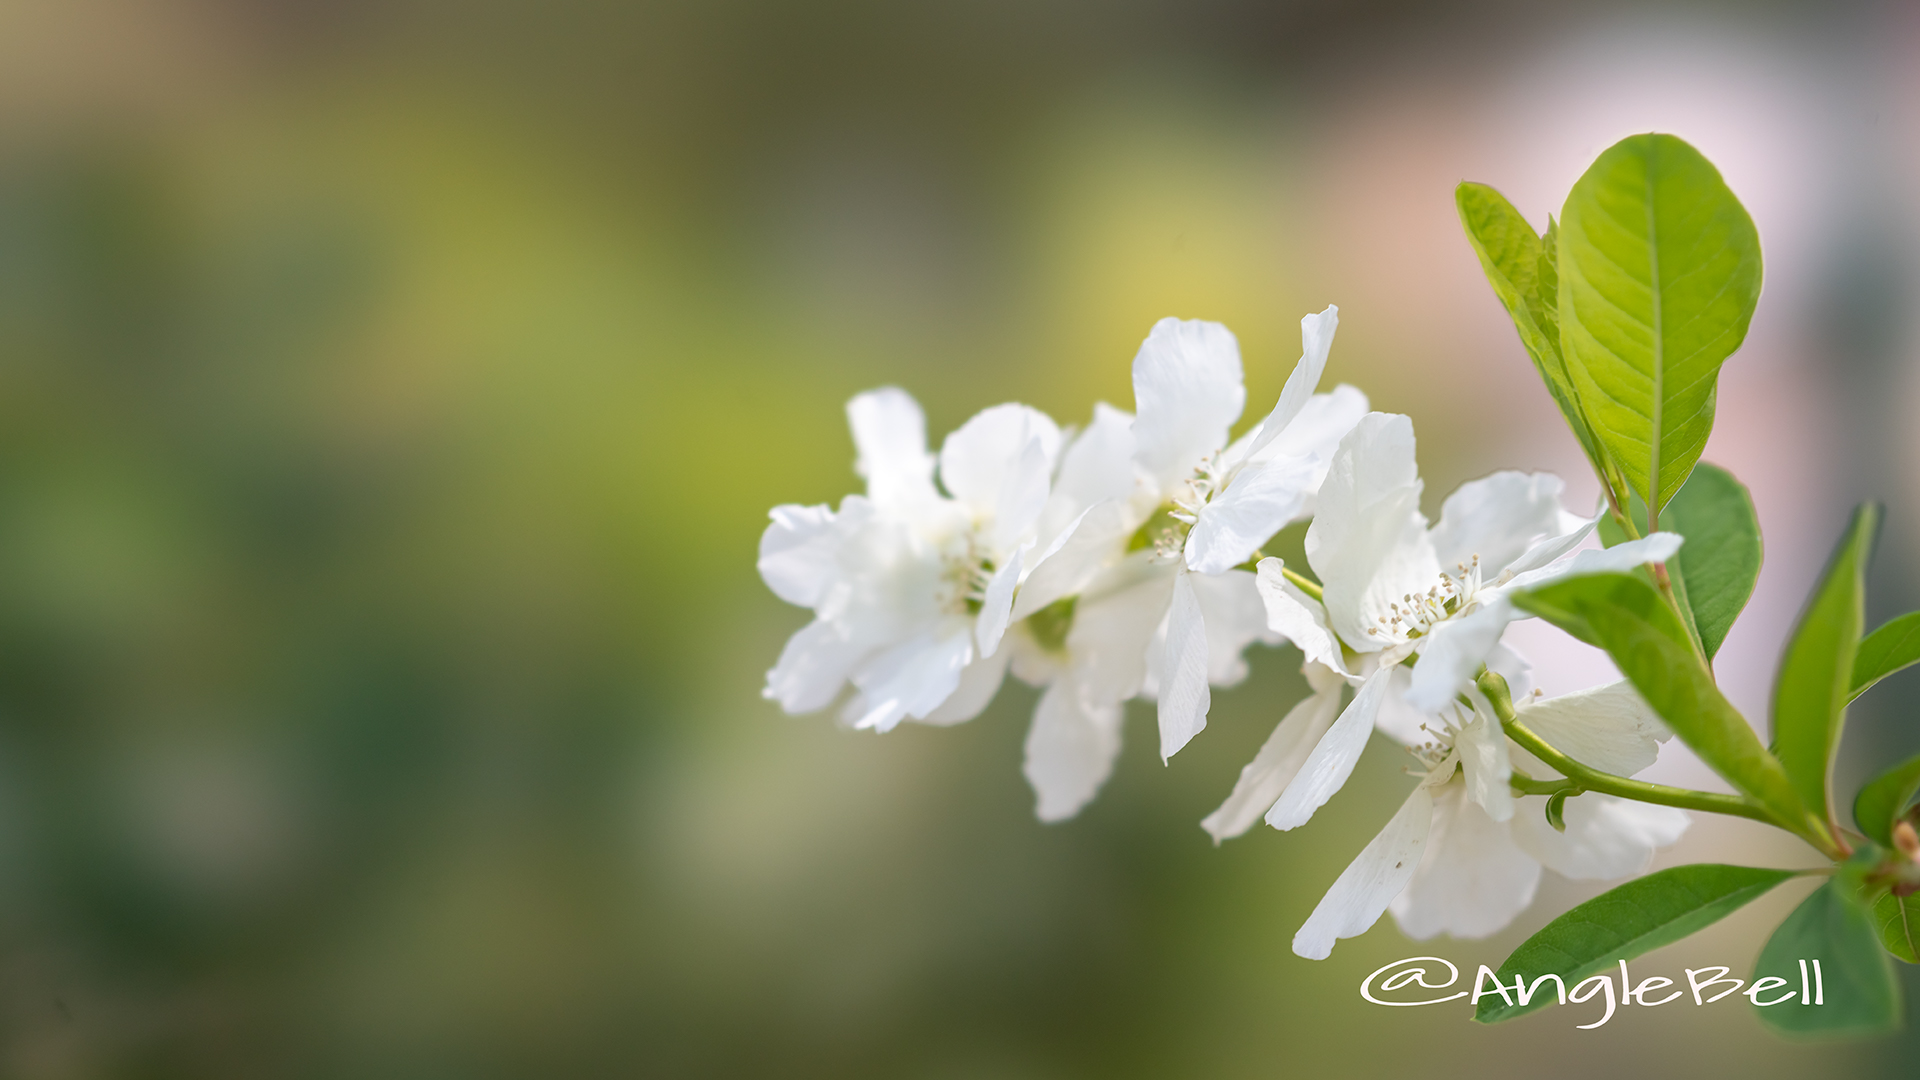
top-left (1752, 878), bottom-right (1902, 1036)
top-left (1850, 610), bottom-right (1920, 704)
top-left (1595, 464), bottom-right (1762, 660)
top-left (1457, 183), bottom-right (1602, 468)
top-left (1475, 864), bottom-right (1798, 1024)
top-left (1661, 464), bottom-right (1762, 658)
top-left (1538, 216), bottom-right (1562, 346)
top-left (1512, 573), bottom-right (1812, 833)
top-left (1557, 133), bottom-right (1762, 520)
top-left (1773, 504), bottom-right (1881, 823)
top-left (1853, 754), bottom-right (1920, 848)
top-left (1457, 182), bottom-right (1551, 336)
top-left (1873, 890), bottom-right (1920, 964)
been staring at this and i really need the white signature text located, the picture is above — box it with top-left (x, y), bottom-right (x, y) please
top-left (1361, 955), bottom-right (1827, 1029)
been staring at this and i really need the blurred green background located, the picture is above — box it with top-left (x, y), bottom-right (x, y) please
top-left (2, 0), bottom-right (1920, 1076)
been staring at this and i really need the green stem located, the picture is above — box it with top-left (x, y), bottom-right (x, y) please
top-left (1477, 670), bottom-right (1779, 828)
top-left (1602, 483), bottom-right (1639, 541)
top-left (1280, 565), bottom-right (1323, 603)
top-left (1649, 562), bottom-right (1709, 666)
top-left (1608, 506), bottom-right (1642, 541)
top-left (1509, 773), bottom-right (1582, 798)
top-left (1598, 460), bottom-right (1639, 542)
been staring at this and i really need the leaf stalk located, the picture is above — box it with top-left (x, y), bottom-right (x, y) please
top-left (1478, 669), bottom-right (1780, 828)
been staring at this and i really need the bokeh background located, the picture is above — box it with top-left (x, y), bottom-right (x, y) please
top-left (3, 0), bottom-right (1920, 1075)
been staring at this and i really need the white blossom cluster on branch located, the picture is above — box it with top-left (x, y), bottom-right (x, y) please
top-left (756, 306), bottom-right (1692, 956)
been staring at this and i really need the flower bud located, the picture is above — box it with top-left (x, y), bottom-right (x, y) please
top-left (1892, 819), bottom-right (1920, 862)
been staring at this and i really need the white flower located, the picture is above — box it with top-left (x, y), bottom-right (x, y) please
top-left (1200, 660), bottom-right (1348, 842)
top-left (758, 388), bottom-right (1063, 732)
top-left (1292, 682), bottom-right (1690, 959)
top-left (1010, 553), bottom-right (1281, 819)
top-left (1005, 465), bottom-right (1280, 816)
top-left (1123, 308), bottom-right (1368, 759)
top-left (1201, 642), bottom-right (1534, 844)
top-left (968, 298), bottom-right (1364, 817)
top-left (1005, 578), bottom-right (1147, 823)
top-left (1001, 404), bottom-right (1164, 822)
top-left (1006, 403), bottom-right (1143, 627)
top-left (1252, 412), bottom-right (1682, 831)
top-left (1133, 308), bottom-right (1362, 575)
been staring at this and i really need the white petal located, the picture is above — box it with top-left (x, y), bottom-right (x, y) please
top-left (1293, 785), bottom-right (1433, 960)
top-left (1500, 515), bottom-right (1599, 578)
top-left (975, 542), bottom-right (1028, 657)
top-left (1184, 453), bottom-right (1320, 574)
top-left (1130, 318), bottom-right (1246, 491)
top-left (1012, 501), bottom-right (1132, 621)
top-left (1504, 531), bottom-right (1685, 592)
top-left (764, 618), bottom-right (868, 713)
top-left (1250, 384), bottom-right (1369, 467)
top-left (1188, 567), bottom-right (1280, 686)
top-left (1388, 785), bottom-right (1541, 940)
top-left (845, 624), bottom-right (974, 732)
top-left (1038, 402), bottom-right (1138, 544)
top-left (1485, 641), bottom-right (1534, 700)
top-left (1429, 471), bottom-right (1569, 577)
top-left (1511, 794), bottom-right (1690, 879)
top-left (1455, 709), bottom-right (1514, 823)
top-left (1156, 570), bottom-right (1211, 761)
top-left (998, 436), bottom-right (1056, 551)
top-left (1067, 559), bottom-right (1177, 706)
top-left (1024, 677), bottom-right (1125, 822)
top-left (1404, 600), bottom-right (1515, 712)
top-left (1305, 413), bottom-right (1440, 649)
top-left (1370, 665), bottom-right (1431, 746)
top-left (938, 403), bottom-right (1061, 528)
top-left (1254, 560), bottom-right (1350, 678)
top-left (1266, 665), bottom-right (1395, 830)
top-left (848, 388), bottom-right (939, 511)
top-left (915, 644), bottom-right (1013, 726)
top-left (1244, 305), bottom-right (1339, 460)
top-left (798, 497), bottom-right (928, 628)
top-left (1514, 680), bottom-right (1671, 777)
top-left (758, 503), bottom-right (841, 608)
top-left (1202, 670), bottom-right (1345, 842)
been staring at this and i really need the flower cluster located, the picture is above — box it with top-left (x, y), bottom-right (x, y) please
top-left (758, 306), bottom-right (1689, 955)
top-left (754, 132), bottom-right (1920, 1038)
